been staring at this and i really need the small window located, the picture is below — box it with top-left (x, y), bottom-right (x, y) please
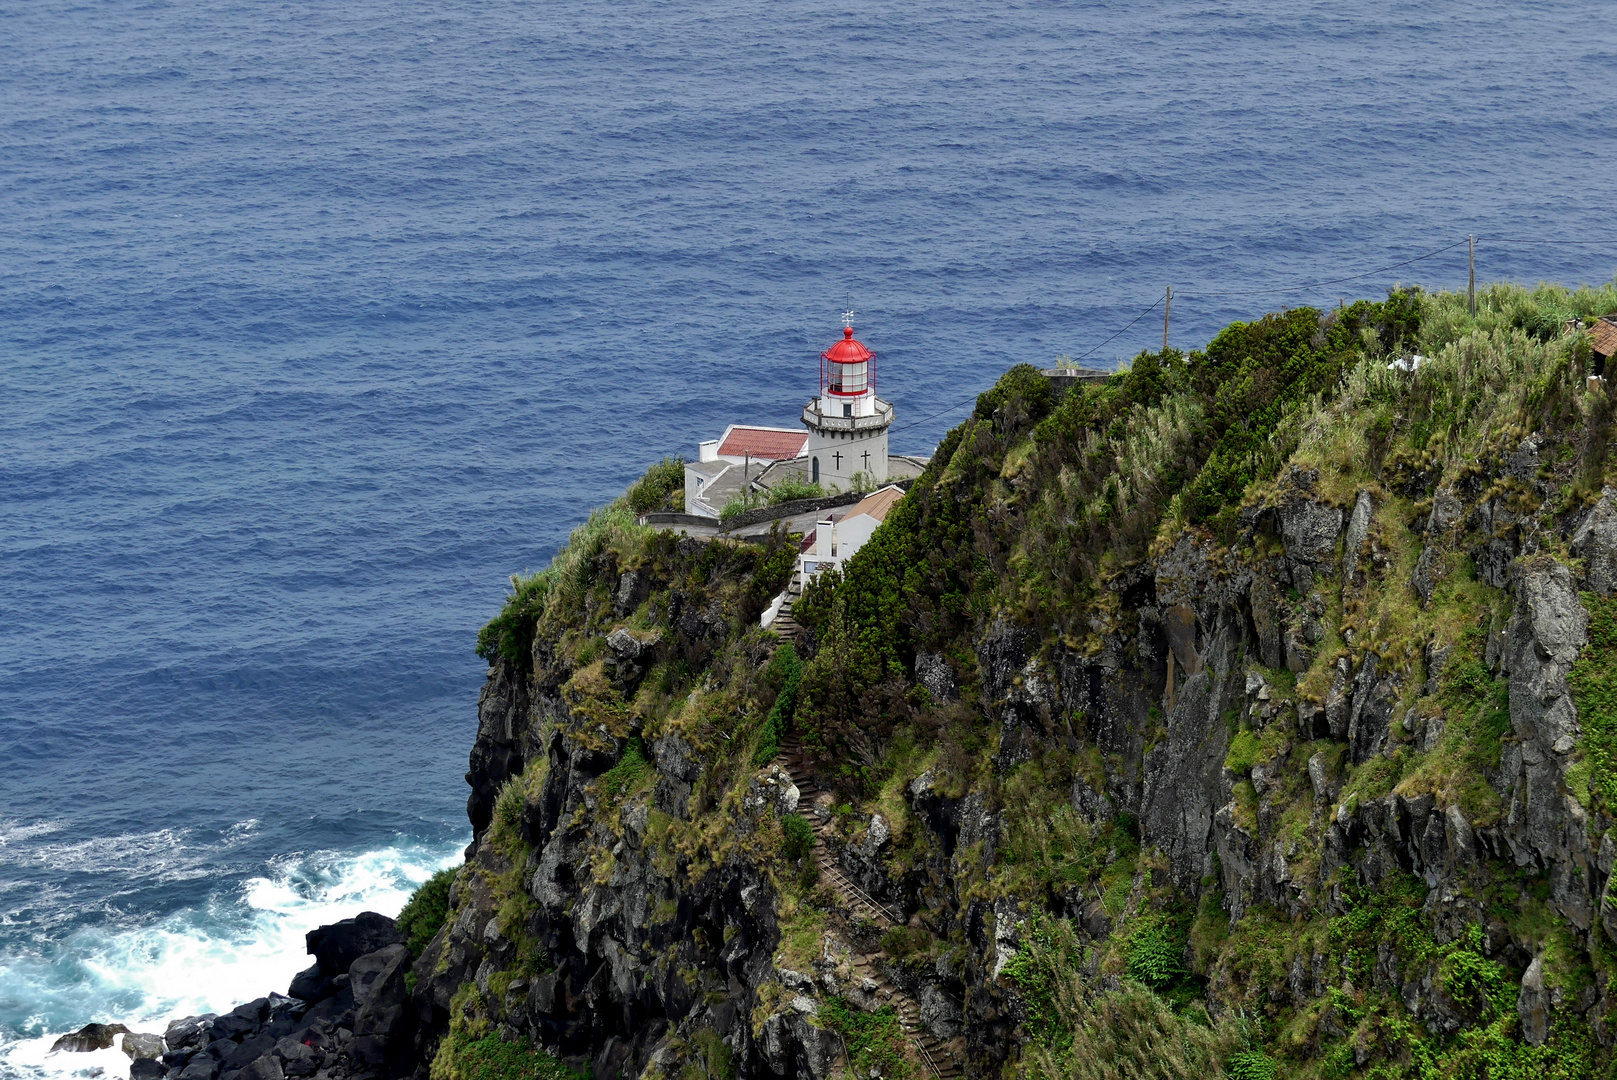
top-left (843, 403), bottom-right (852, 417)
top-left (812, 457), bottom-right (819, 484)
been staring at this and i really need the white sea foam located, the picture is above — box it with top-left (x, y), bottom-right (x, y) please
top-left (0, 836), bottom-right (465, 1080)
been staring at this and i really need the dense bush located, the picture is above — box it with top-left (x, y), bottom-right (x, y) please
top-left (780, 813), bottom-right (814, 862)
top-left (476, 571), bottom-right (553, 664)
top-left (1224, 1050), bottom-right (1277, 1080)
top-left (397, 866), bottom-right (457, 958)
top-left (623, 456), bottom-right (685, 515)
top-left (752, 644), bottom-right (802, 766)
top-left (598, 736), bottom-right (653, 800)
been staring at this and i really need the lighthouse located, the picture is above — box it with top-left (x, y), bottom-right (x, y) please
top-left (800, 316), bottom-right (892, 490)
top-left (681, 313), bottom-right (924, 519)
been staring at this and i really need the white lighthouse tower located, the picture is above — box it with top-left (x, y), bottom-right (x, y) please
top-left (801, 314), bottom-right (892, 490)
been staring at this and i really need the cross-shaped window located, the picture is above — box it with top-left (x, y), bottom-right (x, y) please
top-left (832, 451), bottom-right (843, 469)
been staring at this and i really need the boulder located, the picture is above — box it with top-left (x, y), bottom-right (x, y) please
top-left (223, 1034), bottom-right (276, 1072)
top-left (1279, 494), bottom-right (1343, 588)
top-left (131, 1058), bottom-right (166, 1080)
top-left (305, 913), bottom-right (402, 979)
top-left (915, 652), bottom-right (959, 702)
top-left (351, 945), bottom-right (414, 1077)
top-left (1572, 487), bottom-right (1617, 597)
top-left (241, 1057), bottom-right (284, 1080)
top-left (287, 963), bottom-right (332, 1004)
top-left (1519, 956), bottom-right (1551, 1046)
top-left (121, 1032), bottom-right (165, 1060)
top-left (272, 1037), bottom-right (318, 1079)
top-left (163, 1016), bottom-right (214, 1054)
top-left (177, 1052), bottom-right (220, 1080)
top-left (1342, 489), bottom-right (1374, 583)
top-left (210, 999), bottom-right (268, 1042)
top-left (51, 1023), bottom-right (129, 1053)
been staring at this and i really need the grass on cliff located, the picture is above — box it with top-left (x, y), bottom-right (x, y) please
top-left (819, 998), bottom-right (917, 1080)
top-left (431, 1032), bottom-right (586, 1080)
top-left (398, 865), bottom-right (458, 958)
top-left (1008, 917), bottom-right (1247, 1080)
top-left (1569, 594), bottom-right (1617, 814)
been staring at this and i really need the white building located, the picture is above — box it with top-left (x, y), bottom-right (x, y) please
top-left (684, 318), bottom-right (925, 518)
top-left (795, 485), bottom-right (906, 581)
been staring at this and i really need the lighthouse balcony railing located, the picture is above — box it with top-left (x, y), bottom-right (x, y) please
top-left (802, 397), bottom-right (892, 433)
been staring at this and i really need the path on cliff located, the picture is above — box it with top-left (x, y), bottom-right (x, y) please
top-left (773, 736), bottom-right (963, 1080)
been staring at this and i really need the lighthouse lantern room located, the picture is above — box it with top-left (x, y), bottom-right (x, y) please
top-left (800, 314), bottom-right (894, 490)
top-left (819, 325), bottom-right (877, 417)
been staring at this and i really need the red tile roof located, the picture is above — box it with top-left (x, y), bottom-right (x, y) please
top-left (718, 426), bottom-right (808, 460)
top-left (1590, 317), bottom-right (1617, 359)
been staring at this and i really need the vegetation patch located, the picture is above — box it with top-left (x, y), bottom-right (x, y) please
top-left (430, 1032), bottom-right (586, 1080)
top-left (1569, 595), bottom-right (1617, 813)
top-left (398, 865), bottom-right (458, 958)
top-left (596, 735), bottom-right (654, 801)
top-left (820, 998), bottom-right (916, 1080)
top-left (752, 644), bottom-right (802, 766)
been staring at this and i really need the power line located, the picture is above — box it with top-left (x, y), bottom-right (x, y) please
top-left (1478, 238), bottom-right (1613, 246)
top-left (889, 233), bottom-right (1610, 441)
top-left (1073, 294), bottom-right (1165, 360)
top-left (1176, 237), bottom-right (1471, 298)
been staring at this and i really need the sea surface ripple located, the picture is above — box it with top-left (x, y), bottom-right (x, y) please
top-left (2, 0), bottom-right (1615, 1073)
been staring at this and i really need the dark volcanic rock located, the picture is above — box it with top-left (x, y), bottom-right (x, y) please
top-left (306, 913), bottom-right (402, 979)
top-left (122, 1032), bottom-right (166, 1060)
top-left (52, 1023), bottom-right (130, 1053)
top-left (163, 1016), bottom-right (214, 1054)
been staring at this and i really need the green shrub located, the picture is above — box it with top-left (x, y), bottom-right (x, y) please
top-left (768, 478), bottom-right (825, 504)
top-left (492, 776), bottom-right (525, 839)
top-left (1225, 1050), bottom-right (1277, 1080)
top-left (597, 735), bottom-right (654, 800)
top-left (1126, 915), bottom-right (1188, 989)
top-left (1570, 596), bottom-right (1617, 813)
top-left (624, 456), bottom-right (685, 515)
top-left (819, 999), bottom-right (914, 1080)
top-left (476, 572), bottom-right (554, 664)
top-left (436, 1032), bottom-right (586, 1080)
top-left (1224, 729), bottom-right (1261, 775)
top-left (679, 1029), bottom-right (735, 1080)
top-left (781, 813), bottom-right (815, 862)
top-left (397, 866), bottom-right (457, 958)
top-left (880, 925), bottom-right (933, 959)
top-left (752, 644), bottom-right (802, 765)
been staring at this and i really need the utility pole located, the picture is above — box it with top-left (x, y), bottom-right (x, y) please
top-left (1468, 235), bottom-right (1476, 317)
top-left (1163, 285), bottom-right (1172, 352)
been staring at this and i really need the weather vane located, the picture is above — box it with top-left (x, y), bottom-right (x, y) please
top-left (842, 307), bottom-right (856, 329)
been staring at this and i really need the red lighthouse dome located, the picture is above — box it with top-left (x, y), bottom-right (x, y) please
top-left (820, 324), bottom-right (875, 398)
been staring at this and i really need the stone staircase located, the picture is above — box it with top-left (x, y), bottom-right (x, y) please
top-left (769, 579), bottom-right (805, 644)
top-left (774, 738), bottom-right (964, 1080)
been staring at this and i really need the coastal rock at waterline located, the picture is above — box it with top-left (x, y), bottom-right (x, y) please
top-left (52, 1022), bottom-right (130, 1053)
top-left (132, 1058), bottom-right (168, 1080)
top-left (123, 1032), bottom-right (167, 1060)
top-left (163, 1015), bottom-right (215, 1054)
top-left (306, 913), bottom-right (402, 979)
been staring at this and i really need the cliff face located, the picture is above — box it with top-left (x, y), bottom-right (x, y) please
top-left (131, 282), bottom-right (1617, 1080)
top-left (404, 285), bottom-right (1617, 1080)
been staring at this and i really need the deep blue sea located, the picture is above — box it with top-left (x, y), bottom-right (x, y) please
top-left (2, 0), bottom-right (1614, 1073)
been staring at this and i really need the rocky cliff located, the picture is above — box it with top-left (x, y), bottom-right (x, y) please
top-left (122, 279), bottom-right (1617, 1080)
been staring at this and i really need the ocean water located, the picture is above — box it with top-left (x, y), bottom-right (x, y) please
top-left (2, 0), bottom-right (1614, 1075)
